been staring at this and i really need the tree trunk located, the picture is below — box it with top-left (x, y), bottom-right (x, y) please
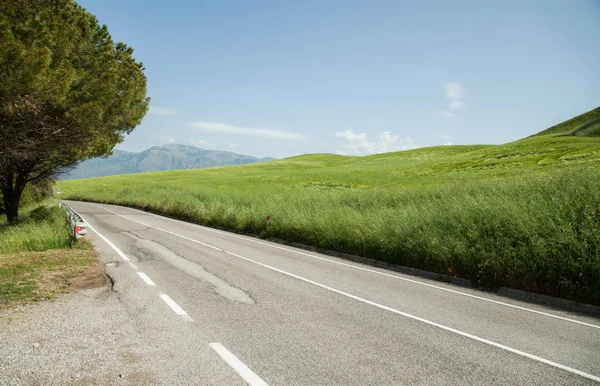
top-left (4, 197), bottom-right (19, 224)
top-left (1, 173), bottom-right (27, 225)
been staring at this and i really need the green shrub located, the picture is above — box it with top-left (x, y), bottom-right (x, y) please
top-left (20, 179), bottom-right (54, 207)
top-left (29, 206), bottom-right (54, 222)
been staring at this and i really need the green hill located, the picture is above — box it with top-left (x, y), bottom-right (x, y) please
top-left (60, 111), bottom-right (600, 305)
top-left (532, 106), bottom-right (600, 137)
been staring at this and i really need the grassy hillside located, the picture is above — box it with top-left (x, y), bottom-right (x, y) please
top-left (532, 107), bottom-right (600, 137)
top-left (60, 125), bottom-right (600, 305)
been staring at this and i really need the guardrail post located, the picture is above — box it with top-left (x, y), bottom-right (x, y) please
top-left (60, 203), bottom-right (89, 242)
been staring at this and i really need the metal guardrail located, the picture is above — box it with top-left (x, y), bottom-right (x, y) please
top-left (58, 200), bottom-right (88, 241)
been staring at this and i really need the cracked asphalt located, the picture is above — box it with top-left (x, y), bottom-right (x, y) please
top-left (1, 201), bottom-right (599, 385)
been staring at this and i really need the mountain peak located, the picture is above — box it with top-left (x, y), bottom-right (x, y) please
top-left (62, 145), bottom-right (275, 180)
top-left (153, 144), bottom-right (200, 151)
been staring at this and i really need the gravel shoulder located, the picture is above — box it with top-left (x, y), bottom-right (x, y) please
top-left (0, 231), bottom-right (235, 386)
top-left (0, 282), bottom-right (158, 385)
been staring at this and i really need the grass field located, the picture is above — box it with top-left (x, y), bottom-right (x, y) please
top-left (0, 201), bottom-right (96, 309)
top-left (60, 110), bottom-right (600, 305)
top-left (533, 107), bottom-right (600, 137)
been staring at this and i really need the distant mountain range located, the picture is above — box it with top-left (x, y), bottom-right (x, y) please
top-left (61, 144), bottom-right (275, 180)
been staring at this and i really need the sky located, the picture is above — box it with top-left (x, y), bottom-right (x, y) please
top-left (77, 0), bottom-right (600, 159)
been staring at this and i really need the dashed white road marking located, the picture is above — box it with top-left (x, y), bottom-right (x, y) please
top-left (210, 343), bottom-right (269, 386)
top-left (85, 218), bottom-right (193, 322)
top-left (159, 294), bottom-right (194, 322)
top-left (110, 204), bottom-right (600, 330)
top-left (91, 203), bottom-right (600, 383)
top-left (137, 272), bottom-right (156, 286)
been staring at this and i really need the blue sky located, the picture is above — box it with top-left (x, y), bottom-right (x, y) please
top-left (78, 0), bottom-right (600, 158)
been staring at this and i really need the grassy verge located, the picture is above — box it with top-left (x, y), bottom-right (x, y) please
top-left (60, 135), bottom-right (600, 305)
top-left (0, 200), bottom-right (97, 309)
top-left (0, 250), bottom-right (96, 309)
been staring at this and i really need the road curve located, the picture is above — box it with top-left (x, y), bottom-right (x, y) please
top-left (67, 200), bottom-right (600, 385)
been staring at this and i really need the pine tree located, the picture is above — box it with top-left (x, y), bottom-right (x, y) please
top-left (0, 0), bottom-right (149, 223)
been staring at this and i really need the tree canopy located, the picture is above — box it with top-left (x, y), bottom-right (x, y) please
top-left (0, 0), bottom-right (149, 223)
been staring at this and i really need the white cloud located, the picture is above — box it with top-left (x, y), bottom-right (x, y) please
top-left (228, 143), bottom-right (240, 150)
top-left (436, 82), bottom-right (467, 119)
top-left (439, 82), bottom-right (466, 117)
top-left (162, 137), bottom-right (176, 144)
top-left (335, 130), bottom-right (368, 142)
top-left (444, 82), bottom-right (465, 100)
top-left (190, 121), bottom-right (306, 140)
top-left (334, 130), bottom-right (417, 155)
top-left (449, 100), bottom-right (466, 110)
top-left (190, 139), bottom-right (215, 149)
top-left (149, 106), bottom-right (177, 116)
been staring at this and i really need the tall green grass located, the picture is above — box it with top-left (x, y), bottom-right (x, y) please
top-left (1, 201), bottom-right (94, 309)
top-left (61, 135), bottom-right (600, 305)
top-left (0, 201), bottom-right (85, 253)
top-left (533, 106), bottom-right (600, 136)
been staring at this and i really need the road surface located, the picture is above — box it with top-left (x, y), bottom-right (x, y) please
top-left (4, 200), bottom-right (599, 385)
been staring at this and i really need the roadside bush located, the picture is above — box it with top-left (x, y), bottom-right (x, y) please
top-left (20, 179), bottom-right (54, 207)
top-left (29, 206), bottom-right (55, 222)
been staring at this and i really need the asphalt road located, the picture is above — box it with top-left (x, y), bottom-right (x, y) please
top-left (19, 201), bottom-right (600, 385)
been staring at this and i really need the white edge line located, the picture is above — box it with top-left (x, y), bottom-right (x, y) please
top-left (221, 251), bottom-right (600, 383)
top-left (85, 223), bottom-right (131, 262)
top-left (67, 206), bottom-right (195, 323)
top-left (159, 293), bottom-right (193, 322)
top-left (89, 204), bottom-right (600, 382)
top-left (92, 205), bottom-right (221, 251)
top-left (137, 272), bottom-right (156, 286)
top-left (209, 343), bottom-right (269, 386)
top-left (76, 211), bottom-right (137, 269)
top-left (103, 204), bottom-right (600, 330)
